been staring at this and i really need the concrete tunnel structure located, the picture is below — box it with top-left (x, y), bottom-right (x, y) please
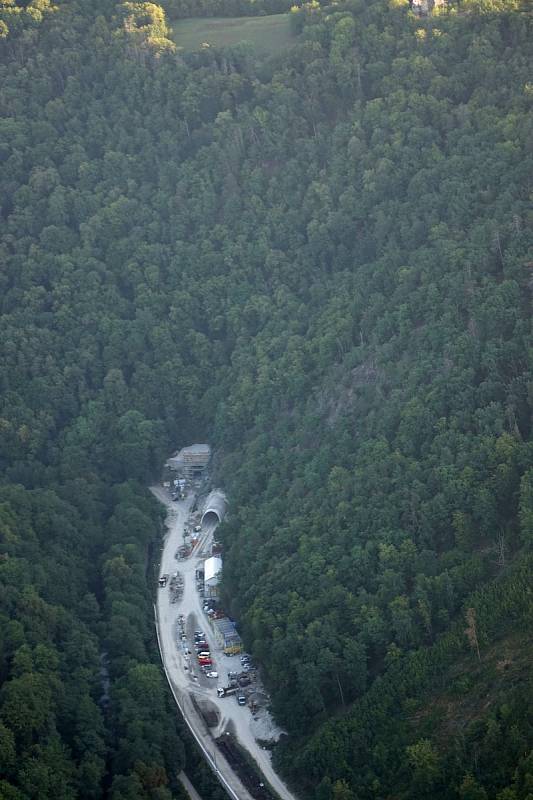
top-left (201, 489), bottom-right (228, 526)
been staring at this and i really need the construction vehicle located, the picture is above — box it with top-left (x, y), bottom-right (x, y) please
top-left (216, 685), bottom-right (239, 698)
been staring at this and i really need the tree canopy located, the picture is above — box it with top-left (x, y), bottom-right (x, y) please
top-left (0, 0), bottom-right (531, 797)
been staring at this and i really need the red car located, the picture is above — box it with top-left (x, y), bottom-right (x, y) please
top-left (198, 657), bottom-right (212, 666)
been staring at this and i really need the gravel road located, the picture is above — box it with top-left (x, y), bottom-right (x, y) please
top-left (152, 485), bottom-right (298, 800)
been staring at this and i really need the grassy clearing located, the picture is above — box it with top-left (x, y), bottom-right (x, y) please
top-left (169, 14), bottom-right (294, 54)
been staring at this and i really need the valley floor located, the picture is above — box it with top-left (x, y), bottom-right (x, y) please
top-left (152, 484), bottom-right (297, 800)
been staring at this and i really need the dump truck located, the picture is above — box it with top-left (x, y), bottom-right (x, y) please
top-left (216, 685), bottom-right (239, 698)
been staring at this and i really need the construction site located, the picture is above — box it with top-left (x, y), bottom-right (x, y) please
top-left (165, 443), bottom-right (211, 482)
top-left (151, 452), bottom-right (295, 800)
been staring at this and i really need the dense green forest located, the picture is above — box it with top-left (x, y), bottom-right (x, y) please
top-left (0, 0), bottom-right (531, 798)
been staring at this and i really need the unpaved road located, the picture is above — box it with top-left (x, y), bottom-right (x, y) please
top-left (152, 486), bottom-right (298, 800)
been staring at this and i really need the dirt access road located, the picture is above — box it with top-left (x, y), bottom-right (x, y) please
top-left (151, 486), bottom-right (298, 800)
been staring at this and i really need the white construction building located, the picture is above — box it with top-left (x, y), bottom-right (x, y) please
top-left (204, 555), bottom-right (223, 598)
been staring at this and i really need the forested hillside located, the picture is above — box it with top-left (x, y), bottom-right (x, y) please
top-left (0, 0), bottom-right (531, 799)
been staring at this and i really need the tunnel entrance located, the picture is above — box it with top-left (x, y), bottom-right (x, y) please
top-left (200, 489), bottom-right (227, 527)
top-left (202, 510), bottom-right (221, 526)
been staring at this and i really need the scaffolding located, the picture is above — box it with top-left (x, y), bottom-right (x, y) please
top-left (166, 444), bottom-right (211, 481)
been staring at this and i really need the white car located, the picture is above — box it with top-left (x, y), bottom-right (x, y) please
top-left (206, 671), bottom-right (218, 678)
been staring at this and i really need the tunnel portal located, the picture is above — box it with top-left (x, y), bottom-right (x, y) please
top-left (201, 489), bottom-right (227, 526)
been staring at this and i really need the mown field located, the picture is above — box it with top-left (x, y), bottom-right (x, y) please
top-left (169, 13), bottom-right (293, 53)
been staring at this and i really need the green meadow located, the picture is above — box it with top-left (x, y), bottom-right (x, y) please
top-left (170, 13), bottom-right (294, 54)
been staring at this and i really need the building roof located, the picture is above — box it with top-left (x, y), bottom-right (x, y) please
top-left (213, 617), bottom-right (241, 644)
top-left (213, 618), bottom-right (235, 636)
top-left (166, 443), bottom-right (211, 470)
top-left (179, 443), bottom-right (211, 457)
top-left (204, 556), bottom-right (223, 584)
